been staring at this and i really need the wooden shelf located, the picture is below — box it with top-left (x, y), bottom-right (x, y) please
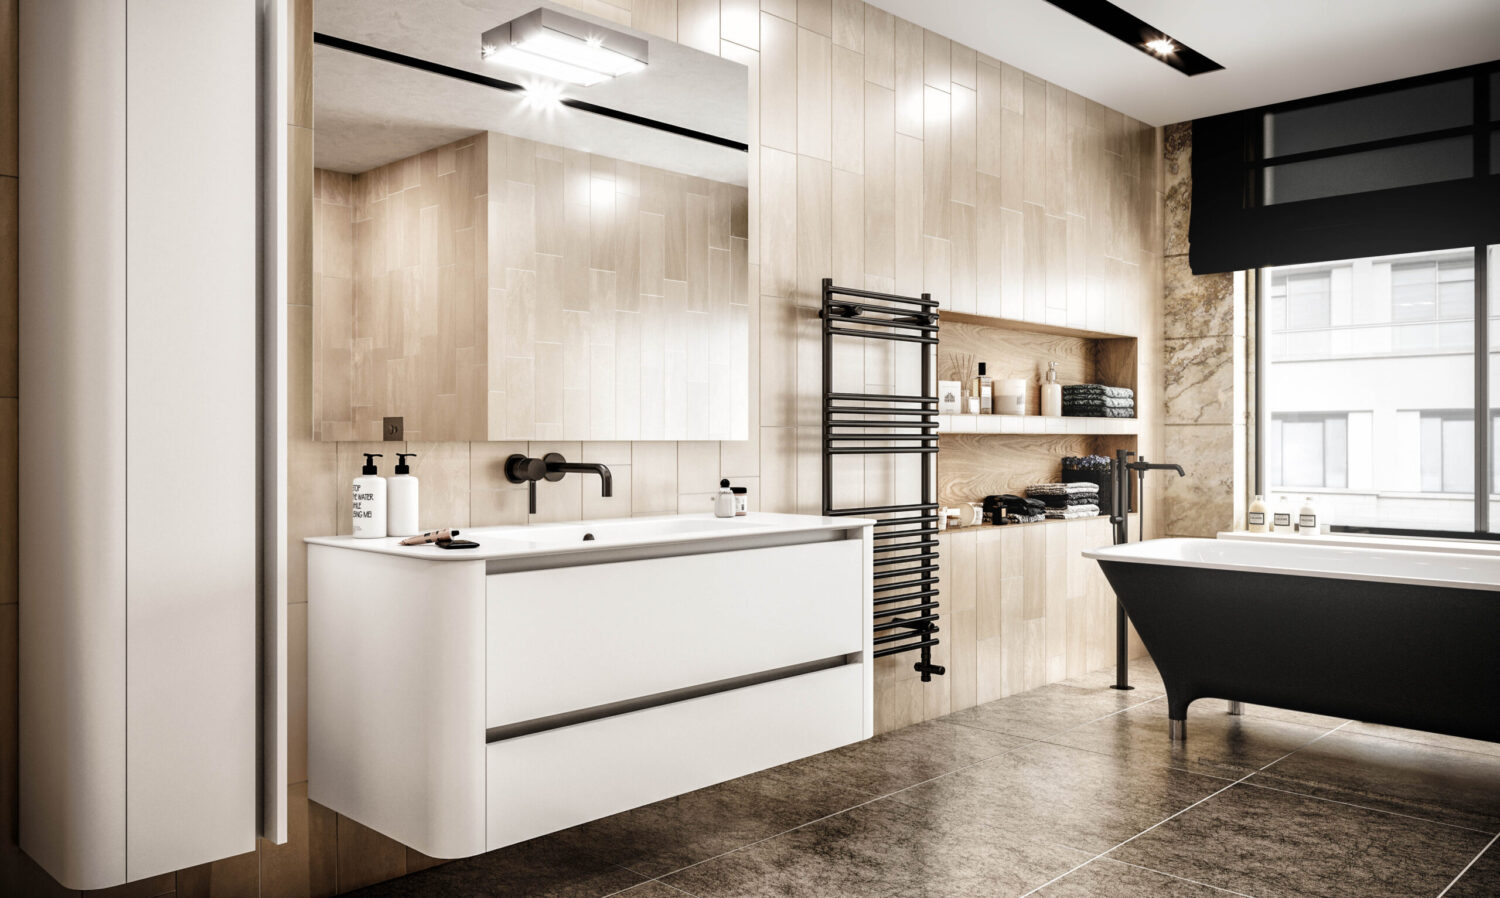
top-left (936, 413), bottom-right (1138, 436)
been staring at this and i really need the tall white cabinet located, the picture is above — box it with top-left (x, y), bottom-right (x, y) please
top-left (18, 0), bottom-right (260, 888)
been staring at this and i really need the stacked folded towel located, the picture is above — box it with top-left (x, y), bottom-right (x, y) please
top-left (982, 494), bottom-right (1047, 524)
top-left (1062, 384), bottom-right (1136, 418)
top-left (1027, 482), bottom-right (1102, 518)
top-left (1045, 504), bottom-right (1100, 520)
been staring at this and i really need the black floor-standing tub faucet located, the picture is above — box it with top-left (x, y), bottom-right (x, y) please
top-left (1107, 450), bottom-right (1186, 691)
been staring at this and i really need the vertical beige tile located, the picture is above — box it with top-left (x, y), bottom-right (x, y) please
top-left (633, 0), bottom-right (678, 39)
top-left (862, 83), bottom-right (895, 281)
top-left (757, 427), bottom-right (798, 512)
top-left (831, 45), bottom-right (863, 175)
top-left (678, 0), bottom-right (720, 53)
top-left (0, 177), bottom-right (14, 397)
top-left (796, 0), bottom-right (831, 36)
top-left (259, 783), bottom-right (311, 898)
top-left (796, 28), bottom-right (832, 162)
top-left (949, 42), bottom-right (976, 90)
top-left (1022, 76), bottom-right (1047, 208)
top-left (975, 61), bottom-right (1001, 178)
top-left (831, 168), bottom-right (864, 291)
top-left (950, 83), bottom-right (976, 208)
top-left (288, 602), bottom-right (307, 785)
top-left (721, 0), bottom-right (759, 48)
top-left (831, 0), bottom-right (861, 51)
top-left (336, 815), bottom-right (406, 894)
top-left (630, 441), bottom-right (679, 514)
top-left (759, 147), bottom-right (797, 299)
top-left (760, 12), bottom-right (798, 154)
top-left (178, 848), bottom-right (260, 898)
top-left (761, 0), bottom-right (797, 21)
top-left (893, 134), bottom-right (923, 296)
top-left (1023, 202), bottom-right (1046, 322)
top-left (794, 154), bottom-right (831, 310)
top-left (949, 202), bottom-right (976, 315)
top-left (921, 29), bottom-right (949, 89)
top-left (922, 85), bottom-right (950, 240)
top-left (893, 18), bottom-right (923, 138)
top-left (861, 6), bottom-right (894, 89)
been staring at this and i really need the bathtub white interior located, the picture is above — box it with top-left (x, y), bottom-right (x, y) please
top-left (1083, 538), bottom-right (1500, 591)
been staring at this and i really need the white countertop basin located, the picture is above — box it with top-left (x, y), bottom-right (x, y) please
top-left (305, 512), bottom-right (875, 562)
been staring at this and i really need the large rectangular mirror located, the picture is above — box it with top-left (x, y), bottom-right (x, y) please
top-left (312, 0), bottom-right (749, 441)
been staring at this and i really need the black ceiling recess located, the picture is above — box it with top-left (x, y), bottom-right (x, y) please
top-left (1189, 61), bottom-right (1500, 275)
top-left (1042, 0), bottom-right (1223, 76)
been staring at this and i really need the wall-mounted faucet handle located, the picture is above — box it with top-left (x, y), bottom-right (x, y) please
top-left (504, 454), bottom-right (548, 483)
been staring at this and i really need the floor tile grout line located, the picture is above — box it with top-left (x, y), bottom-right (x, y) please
top-left (641, 733), bottom-right (1051, 882)
top-left (944, 691), bottom-right (1167, 745)
top-left (1019, 719), bottom-right (1359, 897)
top-left (1237, 777), bottom-right (1499, 836)
top-left (1437, 830), bottom-right (1500, 898)
top-left (1109, 858), bottom-right (1262, 897)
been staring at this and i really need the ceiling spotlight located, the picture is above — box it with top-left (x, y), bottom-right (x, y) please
top-left (521, 81), bottom-right (564, 110)
top-left (1144, 38), bottom-right (1176, 56)
top-left (481, 8), bottom-right (648, 87)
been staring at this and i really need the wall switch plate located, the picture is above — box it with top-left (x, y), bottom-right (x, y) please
top-left (383, 417), bottom-right (404, 441)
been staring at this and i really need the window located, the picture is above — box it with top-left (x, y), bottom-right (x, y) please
top-left (1419, 411), bottom-right (1474, 494)
top-left (1268, 413), bottom-right (1347, 489)
top-left (1261, 247), bottom-right (1484, 533)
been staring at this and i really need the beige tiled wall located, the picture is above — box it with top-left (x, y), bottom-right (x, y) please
top-left (0, 0), bottom-right (1165, 893)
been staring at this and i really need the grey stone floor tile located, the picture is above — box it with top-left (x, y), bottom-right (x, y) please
top-left (1110, 783), bottom-right (1490, 898)
top-left (943, 683), bottom-right (1158, 740)
top-left (1031, 859), bottom-right (1252, 897)
top-left (661, 797), bottom-right (1089, 898)
top-left (885, 741), bottom-right (1231, 853)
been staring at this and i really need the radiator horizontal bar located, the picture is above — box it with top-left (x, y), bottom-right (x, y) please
top-left (872, 552), bottom-right (939, 567)
top-left (824, 420), bottom-right (940, 429)
top-left (872, 614), bottom-right (940, 632)
top-left (874, 565), bottom-right (938, 580)
top-left (825, 434), bottom-right (938, 441)
top-left (874, 627), bottom-right (940, 646)
top-left (828, 447), bottom-right (938, 455)
top-left (829, 503), bottom-right (940, 515)
top-left (873, 638), bottom-right (940, 658)
top-left (873, 529), bottom-right (939, 542)
top-left (826, 326), bottom-right (937, 345)
top-left (873, 577), bottom-right (939, 593)
top-left (873, 589), bottom-right (939, 606)
top-left (824, 300), bottom-right (941, 321)
top-left (823, 284), bottom-right (938, 307)
top-left (823, 311), bottom-right (939, 332)
top-left (872, 602), bottom-right (939, 620)
top-left (825, 391), bottom-right (937, 404)
top-left (825, 406), bottom-right (939, 416)
top-left (873, 539), bottom-right (939, 554)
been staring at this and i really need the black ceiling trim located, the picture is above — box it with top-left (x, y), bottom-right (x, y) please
top-left (1041, 0), bottom-right (1224, 76)
top-left (313, 32), bottom-right (750, 153)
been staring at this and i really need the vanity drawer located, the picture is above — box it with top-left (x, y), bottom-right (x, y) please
top-left (486, 661), bottom-right (865, 849)
top-left (485, 538), bottom-right (864, 728)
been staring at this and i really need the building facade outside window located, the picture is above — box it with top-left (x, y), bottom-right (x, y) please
top-left (1261, 247), bottom-right (1496, 531)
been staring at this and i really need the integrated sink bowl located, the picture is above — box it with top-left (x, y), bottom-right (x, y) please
top-left (306, 512), bottom-right (853, 562)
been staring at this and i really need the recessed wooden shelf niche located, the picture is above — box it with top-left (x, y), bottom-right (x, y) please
top-left (936, 311), bottom-right (1139, 509)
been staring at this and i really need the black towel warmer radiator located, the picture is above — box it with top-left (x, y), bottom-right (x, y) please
top-left (820, 278), bottom-right (946, 682)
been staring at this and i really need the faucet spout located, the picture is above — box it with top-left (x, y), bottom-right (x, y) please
top-left (549, 460), bottom-right (613, 497)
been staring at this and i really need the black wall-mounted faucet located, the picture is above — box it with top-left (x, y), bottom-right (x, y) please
top-left (505, 453), bottom-right (613, 514)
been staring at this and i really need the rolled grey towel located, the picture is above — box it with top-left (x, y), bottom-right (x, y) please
top-left (1062, 406), bottom-right (1135, 418)
top-left (1062, 384), bottom-right (1134, 400)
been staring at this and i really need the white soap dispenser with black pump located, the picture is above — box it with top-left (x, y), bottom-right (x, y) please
top-left (714, 479), bottom-right (736, 518)
top-left (388, 452), bottom-right (419, 537)
top-left (353, 453), bottom-right (387, 538)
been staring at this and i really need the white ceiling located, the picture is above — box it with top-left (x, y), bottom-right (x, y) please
top-left (313, 0), bottom-right (747, 182)
top-left (865, 0), bottom-right (1500, 126)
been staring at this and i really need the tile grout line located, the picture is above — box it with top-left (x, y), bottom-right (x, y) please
top-left (1109, 859), bottom-right (1260, 898)
top-left (1016, 719), bottom-right (1356, 897)
top-left (1436, 830), bottom-right (1500, 898)
top-left (1237, 778), bottom-right (1499, 836)
top-left (622, 685), bottom-right (1181, 885)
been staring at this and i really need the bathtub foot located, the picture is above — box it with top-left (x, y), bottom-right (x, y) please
top-left (1227, 701), bottom-right (1244, 716)
top-left (1168, 718), bottom-right (1186, 743)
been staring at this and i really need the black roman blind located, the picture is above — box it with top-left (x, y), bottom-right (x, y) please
top-left (1189, 62), bottom-right (1500, 275)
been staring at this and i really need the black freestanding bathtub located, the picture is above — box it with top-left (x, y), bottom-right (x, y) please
top-left (1084, 538), bottom-right (1500, 743)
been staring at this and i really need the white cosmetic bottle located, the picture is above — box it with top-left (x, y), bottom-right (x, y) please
top-left (387, 452), bottom-right (419, 537)
top-left (714, 479), bottom-right (736, 518)
top-left (1272, 496), bottom-right (1293, 534)
top-left (1041, 361), bottom-right (1062, 417)
top-left (1247, 495), bottom-right (1268, 532)
top-left (352, 453), bottom-right (387, 538)
top-left (1298, 496), bottom-right (1319, 535)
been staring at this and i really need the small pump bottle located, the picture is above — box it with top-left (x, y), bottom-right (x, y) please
top-left (387, 452), bottom-right (419, 537)
top-left (352, 453), bottom-right (387, 539)
top-left (714, 479), bottom-right (736, 518)
top-left (1041, 361), bottom-right (1062, 417)
top-left (973, 363), bottom-right (995, 414)
top-left (1298, 497), bottom-right (1319, 535)
top-left (1247, 495), bottom-right (1269, 532)
top-left (1272, 496), bottom-right (1293, 534)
